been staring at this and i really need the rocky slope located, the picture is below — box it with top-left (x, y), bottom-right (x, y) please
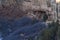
top-left (0, 0), bottom-right (49, 20)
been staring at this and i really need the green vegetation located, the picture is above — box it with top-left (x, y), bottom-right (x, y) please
top-left (37, 21), bottom-right (60, 40)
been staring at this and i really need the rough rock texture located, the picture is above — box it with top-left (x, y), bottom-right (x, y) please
top-left (0, 0), bottom-right (48, 20)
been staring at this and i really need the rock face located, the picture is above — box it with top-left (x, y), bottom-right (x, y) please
top-left (0, 0), bottom-right (48, 10)
top-left (22, 0), bottom-right (48, 11)
top-left (0, 0), bottom-right (49, 20)
top-left (0, 0), bottom-right (21, 5)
